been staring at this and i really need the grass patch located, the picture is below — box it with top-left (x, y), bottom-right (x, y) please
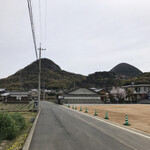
top-left (0, 103), bottom-right (34, 113)
top-left (0, 103), bottom-right (37, 150)
top-left (4, 111), bottom-right (37, 150)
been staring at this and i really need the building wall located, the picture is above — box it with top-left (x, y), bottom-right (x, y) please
top-left (61, 98), bottom-right (102, 104)
top-left (123, 84), bottom-right (150, 100)
top-left (64, 96), bottom-right (101, 100)
top-left (62, 95), bottom-right (102, 104)
top-left (6, 96), bottom-right (29, 102)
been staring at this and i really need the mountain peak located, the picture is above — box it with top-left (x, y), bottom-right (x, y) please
top-left (0, 58), bottom-right (85, 90)
top-left (110, 63), bottom-right (143, 77)
top-left (17, 58), bottom-right (61, 74)
top-left (40, 58), bottom-right (61, 72)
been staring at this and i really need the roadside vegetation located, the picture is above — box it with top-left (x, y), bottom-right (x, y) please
top-left (0, 103), bottom-right (34, 112)
top-left (0, 103), bottom-right (37, 150)
top-left (0, 113), bottom-right (26, 141)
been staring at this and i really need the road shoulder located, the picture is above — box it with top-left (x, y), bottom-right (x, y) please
top-left (22, 109), bottom-right (41, 150)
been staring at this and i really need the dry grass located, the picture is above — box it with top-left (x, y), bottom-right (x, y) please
top-left (69, 104), bottom-right (150, 134)
top-left (0, 102), bottom-right (34, 112)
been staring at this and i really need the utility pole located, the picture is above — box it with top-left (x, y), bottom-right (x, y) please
top-left (38, 43), bottom-right (46, 111)
top-left (43, 82), bottom-right (46, 101)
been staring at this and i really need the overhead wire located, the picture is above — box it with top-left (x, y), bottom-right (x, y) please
top-left (27, 0), bottom-right (38, 60)
top-left (39, 0), bottom-right (42, 45)
top-left (44, 0), bottom-right (47, 49)
top-left (26, 0), bottom-right (47, 105)
top-left (26, 0), bottom-right (47, 59)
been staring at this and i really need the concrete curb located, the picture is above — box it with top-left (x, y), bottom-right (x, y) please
top-left (22, 109), bottom-right (41, 150)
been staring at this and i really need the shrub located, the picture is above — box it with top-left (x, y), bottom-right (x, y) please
top-left (11, 113), bottom-right (26, 131)
top-left (0, 113), bottom-right (19, 141)
top-left (0, 113), bottom-right (26, 141)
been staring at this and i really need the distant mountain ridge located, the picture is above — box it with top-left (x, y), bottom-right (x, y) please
top-left (0, 59), bottom-right (148, 90)
top-left (123, 72), bottom-right (150, 86)
top-left (110, 63), bottom-right (143, 78)
top-left (0, 58), bottom-right (85, 90)
top-left (81, 71), bottom-right (123, 88)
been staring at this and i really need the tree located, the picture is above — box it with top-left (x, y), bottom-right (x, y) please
top-left (110, 87), bottom-right (126, 103)
top-left (126, 88), bottom-right (136, 103)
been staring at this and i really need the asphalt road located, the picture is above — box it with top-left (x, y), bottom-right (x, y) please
top-left (29, 101), bottom-right (150, 150)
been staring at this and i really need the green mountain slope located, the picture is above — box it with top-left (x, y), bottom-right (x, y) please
top-left (110, 63), bottom-right (142, 78)
top-left (0, 59), bottom-right (146, 90)
top-left (0, 58), bottom-right (85, 90)
top-left (123, 72), bottom-right (150, 85)
top-left (82, 72), bottom-right (123, 88)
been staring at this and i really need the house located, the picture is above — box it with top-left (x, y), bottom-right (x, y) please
top-left (3, 92), bottom-right (30, 103)
top-left (97, 89), bottom-right (110, 102)
top-left (0, 88), bottom-right (7, 96)
top-left (123, 84), bottom-right (150, 102)
top-left (29, 89), bottom-right (38, 100)
top-left (1, 93), bottom-right (10, 102)
top-left (60, 87), bottom-right (102, 104)
top-left (0, 88), bottom-right (7, 101)
top-left (90, 88), bottom-right (109, 102)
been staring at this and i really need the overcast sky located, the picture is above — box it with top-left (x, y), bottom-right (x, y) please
top-left (0, 0), bottom-right (150, 79)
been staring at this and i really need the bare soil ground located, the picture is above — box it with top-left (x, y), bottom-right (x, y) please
top-left (70, 104), bottom-right (150, 134)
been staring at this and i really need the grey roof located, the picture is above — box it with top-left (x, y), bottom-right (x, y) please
top-left (123, 84), bottom-right (150, 88)
top-left (66, 87), bottom-right (98, 95)
top-left (10, 92), bottom-right (29, 95)
top-left (1, 93), bottom-right (10, 96)
top-left (31, 89), bottom-right (38, 92)
top-left (0, 88), bottom-right (6, 92)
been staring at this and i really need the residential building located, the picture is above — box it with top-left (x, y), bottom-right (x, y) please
top-left (60, 87), bottom-right (102, 104)
top-left (0, 88), bottom-right (7, 96)
top-left (123, 84), bottom-right (150, 101)
top-left (29, 89), bottom-right (38, 100)
top-left (2, 92), bottom-right (30, 103)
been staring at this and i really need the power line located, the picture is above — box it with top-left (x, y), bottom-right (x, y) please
top-left (27, 0), bottom-right (47, 110)
top-left (39, 0), bottom-right (42, 43)
top-left (44, 0), bottom-right (47, 48)
top-left (27, 0), bottom-right (38, 60)
top-left (38, 0), bottom-right (47, 48)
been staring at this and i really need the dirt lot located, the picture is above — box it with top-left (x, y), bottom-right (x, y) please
top-left (69, 104), bottom-right (150, 134)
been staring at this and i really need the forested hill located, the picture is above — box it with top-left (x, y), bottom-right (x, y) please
top-left (110, 63), bottom-right (142, 78)
top-left (0, 58), bottom-right (86, 90)
top-left (0, 59), bottom-right (148, 90)
top-left (81, 72), bottom-right (123, 88)
top-left (123, 72), bottom-right (150, 86)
